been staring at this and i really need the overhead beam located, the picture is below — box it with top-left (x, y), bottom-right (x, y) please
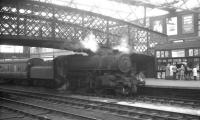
top-left (109, 0), bottom-right (176, 12)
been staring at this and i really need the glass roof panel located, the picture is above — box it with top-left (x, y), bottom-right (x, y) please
top-left (142, 0), bottom-right (200, 11)
top-left (35, 0), bottom-right (200, 22)
top-left (36, 0), bottom-right (168, 21)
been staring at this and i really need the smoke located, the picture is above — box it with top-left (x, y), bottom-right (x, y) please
top-left (59, 32), bottom-right (131, 54)
top-left (112, 36), bottom-right (131, 54)
top-left (81, 32), bottom-right (99, 52)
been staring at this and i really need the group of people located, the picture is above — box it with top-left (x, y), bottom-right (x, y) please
top-left (165, 63), bottom-right (199, 80)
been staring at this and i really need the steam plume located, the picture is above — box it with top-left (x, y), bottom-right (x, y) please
top-left (81, 32), bottom-right (99, 52)
top-left (113, 36), bottom-right (130, 53)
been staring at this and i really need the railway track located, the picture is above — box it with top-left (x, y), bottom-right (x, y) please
top-left (0, 89), bottom-right (137, 120)
top-left (0, 103), bottom-right (51, 120)
top-left (0, 97), bottom-right (99, 120)
top-left (0, 87), bottom-right (199, 120)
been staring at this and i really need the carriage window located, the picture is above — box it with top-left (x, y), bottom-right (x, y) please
top-left (8, 64), bottom-right (11, 72)
top-left (17, 64), bottom-right (22, 72)
top-left (17, 64), bottom-right (21, 71)
top-left (19, 63), bottom-right (26, 72)
top-left (13, 65), bottom-right (17, 72)
top-left (10, 63), bottom-right (14, 72)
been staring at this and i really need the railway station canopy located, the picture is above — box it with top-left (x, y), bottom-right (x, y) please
top-left (36, 0), bottom-right (200, 22)
top-left (1, 0), bottom-right (200, 58)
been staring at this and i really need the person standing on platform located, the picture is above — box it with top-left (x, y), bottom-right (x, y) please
top-left (172, 63), bottom-right (177, 80)
top-left (180, 65), bottom-right (185, 80)
top-left (169, 64), bottom-right (174, 80)
top-left (184, 63), bottom-right (189, 80)
top-left (192, 65), bottom-right (198, 80)
top-left (165, 63), bottom-right (170, 79)
top-left (186, 65), bottom-right (192, 80)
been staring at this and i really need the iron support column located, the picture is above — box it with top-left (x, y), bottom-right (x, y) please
top-left (106, 20), bottom-right (109, 47)
top-left (143, 6), bottom-right (146, 27)
top-left (52, 7), bottom-right (55, 40)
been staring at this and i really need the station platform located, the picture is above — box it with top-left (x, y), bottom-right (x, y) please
top-left (145, 78), bottom-right (200, 90)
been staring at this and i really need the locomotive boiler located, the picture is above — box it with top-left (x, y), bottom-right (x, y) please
top-left (54, 50), bottom-right (144, 94)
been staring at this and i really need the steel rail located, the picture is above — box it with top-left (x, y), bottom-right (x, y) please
top-left (0, 105), bottom-right (50, 120)
top-left (0, 97), bottom-right (99, 120)
top-left (0, 87), bottom-right (199, 120)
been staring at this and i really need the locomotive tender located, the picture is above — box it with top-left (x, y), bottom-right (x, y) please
top-left (0, 50), bottom-right (145, 95)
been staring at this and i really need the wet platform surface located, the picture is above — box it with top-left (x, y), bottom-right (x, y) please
top-left (145, 78), bottom-right (200, 89)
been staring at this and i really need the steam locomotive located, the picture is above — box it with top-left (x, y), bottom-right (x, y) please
top-left (0, 49), bottom-right (145, 95)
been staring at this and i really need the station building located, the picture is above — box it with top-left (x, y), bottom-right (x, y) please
top-left (150, 11), bottom-right (200, 79)
top-left (0, 1), bottom-right (200, 80)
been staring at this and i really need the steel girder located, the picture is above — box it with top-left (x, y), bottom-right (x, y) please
top-left (0, 0), bottom-right (167, 55)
